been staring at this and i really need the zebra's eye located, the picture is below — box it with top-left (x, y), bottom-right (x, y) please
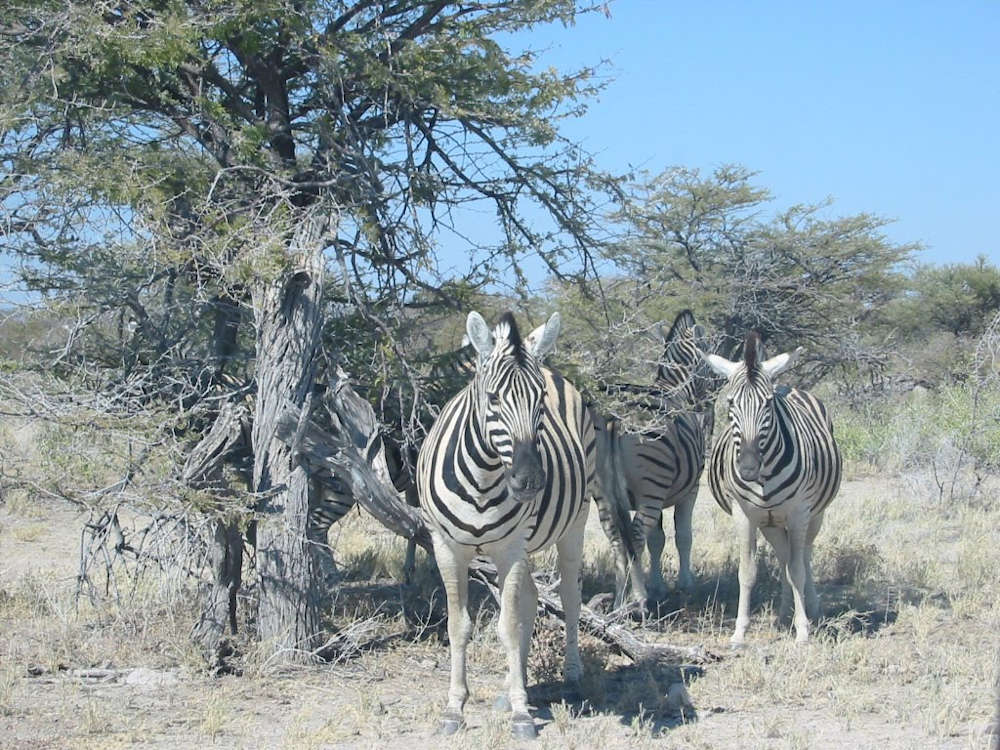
top-left (486, 391), bottom-right (500, 406)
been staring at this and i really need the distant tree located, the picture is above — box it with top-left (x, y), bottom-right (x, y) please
top-left (884, 256), bottom-right (1000, 339)
top-left (553, 165), bottom-right (918, 409)
top-left (1, 0), bottom-right (616, 661)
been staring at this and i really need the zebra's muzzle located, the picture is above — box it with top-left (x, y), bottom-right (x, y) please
top-left (507, 441), bottom-right (545, 502)
top-left (738, 448), bottom-right (762, 483)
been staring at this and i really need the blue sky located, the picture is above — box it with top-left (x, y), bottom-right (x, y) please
top-left (511, 0), bottom-right (998, 268)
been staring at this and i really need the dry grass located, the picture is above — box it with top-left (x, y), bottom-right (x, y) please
top-left (1, 468), bottom-right (998, 749)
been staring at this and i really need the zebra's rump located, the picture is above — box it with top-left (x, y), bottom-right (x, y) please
top-left (708, 388), bottom-right (841, 518)
top-left (418, 368), bottom-right (593, 555)
top-left (621, 413), bottom-right (705, 513)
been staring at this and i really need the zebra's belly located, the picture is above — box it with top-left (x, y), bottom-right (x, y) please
top-left (730, 483), bottom-right (817, 529)
top-left (422, 489), bottom-right (587, 553)
top-left (422, 491), bottom-right (533, 547)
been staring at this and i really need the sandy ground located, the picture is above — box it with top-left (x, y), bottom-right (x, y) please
top-left (1, 478), bottom-right (997, 749)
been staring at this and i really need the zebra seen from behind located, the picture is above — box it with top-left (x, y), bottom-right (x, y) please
top-left (417, 311), bottom-right (593, 739)
top-left (655, 310), bottom-right (720, 458)
top-left (612, 310), bottom-right (711, 600)
top-left (704, 331), bottom-right (842, 644)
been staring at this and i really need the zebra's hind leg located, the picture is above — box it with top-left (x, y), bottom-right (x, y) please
top-left (731, 505), bottom-right (758, 646)
top-left (556, 510), bottom-right (589, 702)
top-left (673, 488), bottom-right (697, 591)
top-left (402, 486), bottom-right (420, 585)
top-left (494, 549), bottom-right (538, 739)
top-left (402, 538), bottom-right (417, 585)
top-left (624, 508), bottom-right (662, 605)
top-left (430, 533), bottom-right (474, 735)
top-left (645, 509), bottom-right (668, 599)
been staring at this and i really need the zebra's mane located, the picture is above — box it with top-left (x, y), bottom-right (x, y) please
top-left (495, 311), bottom-right (528, 366)
top-left (744, 330), bottom-right (763, 376)
top-left (663, 309), bottom-right (696, 344)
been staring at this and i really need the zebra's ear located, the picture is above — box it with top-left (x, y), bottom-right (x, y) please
top-left (466, 311), bottom-right (494, 356)
top-left (527, 312), bottom-right (560, 359)
top-left (763, 346), bottom-right (804, 378)
top-left (704, 353), bottom-right (741, 380)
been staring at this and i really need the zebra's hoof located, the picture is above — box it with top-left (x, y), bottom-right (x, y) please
top-left (438, 711), bottom-right (465, 735)
top-left (493, 693), bottom-right (512, 712)
top-left (511, 713), bottom-right (537, 739)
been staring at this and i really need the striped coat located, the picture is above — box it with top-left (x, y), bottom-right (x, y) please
top-left (705, 331), bottom-right (841, 643)
top-left (608, 310), bottom-right (711, 600)
top-left (417, 311), bottom-right (592, 739)
top-left (418, 364), bottom-right (592, 553)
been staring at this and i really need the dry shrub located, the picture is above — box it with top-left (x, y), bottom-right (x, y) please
top-left (819, 541), bottom-right (884, 586)
top-left (529, 617), bottom-right (566, 684)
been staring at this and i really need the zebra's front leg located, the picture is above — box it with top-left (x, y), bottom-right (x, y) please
top-left (557, 511), bottom-right (588, 700)
top-left (786, 523), bottom-right (811, 643)
top-left (804, 512), bottom-right (825, 620)
top-left (759, 526), bottom-right (793, 626)
top-left (673, 489), bottom-right (697, 591)
top-left (731, 504), bottom-right (758, 646)
top-left (494, 550), bottom-right (538, 739)
top-left (431, 533), bottom-right (474, 734)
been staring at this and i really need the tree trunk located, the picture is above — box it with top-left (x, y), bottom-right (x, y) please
top-left (182, 399), bottom-right (251, 663)
top-left (191, 517), bottom-right (243, 664)
top-left (251, 215), bottom-right (329, 661)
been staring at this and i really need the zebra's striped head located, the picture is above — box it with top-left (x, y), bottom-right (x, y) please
top-left (704, 331), bottom-right (802, 483)
top-left (657, 309), bottom-right (716, 410)
top-left (466, 311), bottom-right (559, 502)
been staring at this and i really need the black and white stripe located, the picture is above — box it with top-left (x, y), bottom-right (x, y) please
top-left (419, 315), bottom-right (591, 554)
top-left (417, 311), bottom-right (592, 738)
top-left (705, 330), bottom-right (842, 643)
top-left (617, 310), bottom-right (710, 597)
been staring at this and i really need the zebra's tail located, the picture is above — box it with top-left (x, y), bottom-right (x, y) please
top-left (590, 409), bottom-right (646, 603)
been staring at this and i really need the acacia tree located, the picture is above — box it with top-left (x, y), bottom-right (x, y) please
top-left (1, 0), bottom-right (616, 660)
top-left (552, 165), bottom-right (918, 412)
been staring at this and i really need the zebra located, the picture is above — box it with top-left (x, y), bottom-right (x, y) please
top-left (614, 310), bottom-right (711, 600)
top-left (704, 331), bottom-right (842, 644)
top-left (655, 310), bottom-right (720, 456)
top-left (417, 310), bottom-right (593, 739)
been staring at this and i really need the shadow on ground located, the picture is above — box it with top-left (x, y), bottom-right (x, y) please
top-left (524, 660), bottom-right (704, 737)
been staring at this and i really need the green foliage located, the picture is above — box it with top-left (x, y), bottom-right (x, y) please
top-left (882, 256), bottom-right (1000, 339)
top-left (833, 400), bottom-right (896, 472)
top-left (834, 377), bottom-right (1000, 505)
top-left (550, 165), bottom-right (916, 403)
top-left (1, 1), bottom-right (620, 512)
